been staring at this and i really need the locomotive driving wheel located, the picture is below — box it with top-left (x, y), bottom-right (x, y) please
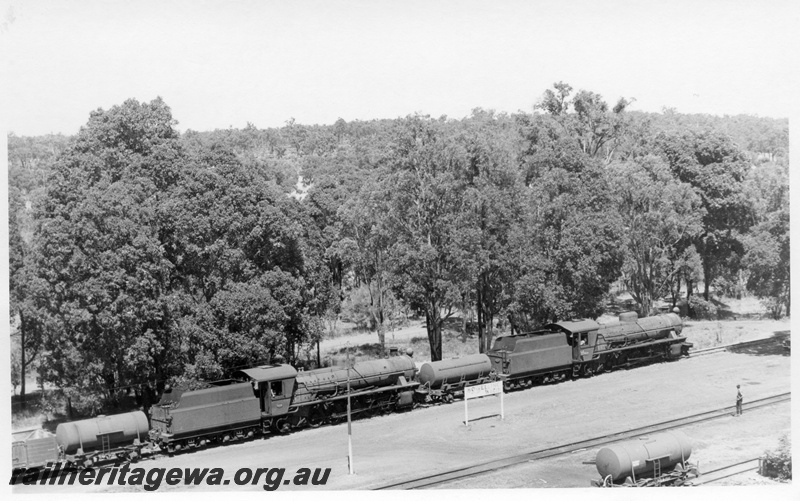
top-left (273, 418), bottom-right (291, 433)
top-left (307, 408), bottom-right (325, 428)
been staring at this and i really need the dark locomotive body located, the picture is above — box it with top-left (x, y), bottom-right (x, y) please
top-left (149, 382), bottom-right (262, 452)
top-left (149, 355), bottom-right (418, 452)
top-left (488, 312), bottom-right (690, 390)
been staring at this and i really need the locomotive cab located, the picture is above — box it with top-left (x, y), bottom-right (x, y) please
top-left (545, 319), bottom-right (601, 363)
top-left (236, 365), bottom-right (298, 418)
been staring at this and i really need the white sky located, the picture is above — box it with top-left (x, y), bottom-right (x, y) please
top-left (1, 0), bottom-right (798, 136)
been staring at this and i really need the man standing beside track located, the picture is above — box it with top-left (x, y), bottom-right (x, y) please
top-left (735, 385), bottom-right (743, 416)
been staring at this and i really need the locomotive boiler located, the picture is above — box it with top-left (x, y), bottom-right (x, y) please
top-left (237, 354), bottom-right (419, 432)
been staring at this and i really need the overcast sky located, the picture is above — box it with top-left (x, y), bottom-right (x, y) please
top-left (2, 0), bottom-right (798, 136)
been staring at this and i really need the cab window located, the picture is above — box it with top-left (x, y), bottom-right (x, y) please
top-left (270, 381), bottom-right (283, 397)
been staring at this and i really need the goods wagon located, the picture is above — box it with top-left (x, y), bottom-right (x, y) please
top-left (12, 435), bottom-right (59, 470)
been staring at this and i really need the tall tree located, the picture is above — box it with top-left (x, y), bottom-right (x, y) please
top-left (609, 156), bottom-right (704, 315)
top-left (452, 110), bottom-right (522, 353)
top-left (657, 129), bottom-right (752, 300)
top-left (33, 98), bottom-right (183, 410)
top-left (537, 81), bottom-right (632, 161)
top-left (381, 116), bottom-right (471, 361)
top-left (168, 142), bottom-right (313, 373)
top-left (742, 160), bottom-right (790, 318)
top-left (8, 186), bottom-right (51, 405)
top-left (508, 112), bottom-right (624, 328)
top-left (337, 178), bottom-right (396, 354)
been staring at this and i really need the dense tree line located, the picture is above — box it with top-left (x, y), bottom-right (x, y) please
top-left (8, 86), bottom-right (789, 412)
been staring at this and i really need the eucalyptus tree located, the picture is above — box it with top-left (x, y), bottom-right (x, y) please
top-left (742, 160), bottom-right (790, 318)
top-left (657, 129), bottom-right (752, 301)
top-left (380, 116), bottom-right (472, 361)
top-left (609, 156), bottom-right (704, 315)
top-left (508, 112), bottom-right (624, 329)
top-left (537, 81), bottom-right (632, 162)
top-left (32, 98), bottom-right (184, 410)
top-left (451, 109), bottom-right (523, 353)
top-left (168, 141), bottom-right (314, 374)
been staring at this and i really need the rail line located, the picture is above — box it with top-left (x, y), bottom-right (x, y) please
top-left (692, 458), bottom-right (761, 485)
top-left (375, 392), bottom-right (790, 490)
top-left (689, 335), bottom-right (788, 357)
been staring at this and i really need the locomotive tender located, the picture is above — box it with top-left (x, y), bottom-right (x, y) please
top-left (13, 311), bottom-right (688, 467)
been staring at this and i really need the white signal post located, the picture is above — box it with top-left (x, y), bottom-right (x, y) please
top-left (346, 344), bottom-right (354, 475)
top-left (463, 381), bottom-right (504, 426)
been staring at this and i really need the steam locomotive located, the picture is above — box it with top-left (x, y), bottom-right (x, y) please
top-left (14, 311), bottom-right (689, 468)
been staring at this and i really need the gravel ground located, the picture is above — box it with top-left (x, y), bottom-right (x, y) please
top-left (14, 340), bottom-right (790, 494)
top-left (437, 399), bottom-right (791, 488)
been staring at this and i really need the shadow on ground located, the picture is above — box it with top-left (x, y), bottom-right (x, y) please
top-left (728, 331), bottom-right (790, 357)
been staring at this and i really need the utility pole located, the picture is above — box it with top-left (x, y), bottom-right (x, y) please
top-left (346, 343), bottom-right (354, 475)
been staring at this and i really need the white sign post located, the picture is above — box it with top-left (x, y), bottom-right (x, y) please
top-left (463, 381), bottom-right (504, 426)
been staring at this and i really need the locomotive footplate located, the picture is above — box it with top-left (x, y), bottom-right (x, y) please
top-left (293, 379), bottom-right (420, 407)
top-left (595, 336), bottom-right (689, 357)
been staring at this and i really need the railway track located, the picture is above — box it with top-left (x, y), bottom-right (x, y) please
top-left (691, 458), bottom-right (761, 485)
top-left (689, 335), bottom-right (788, 357)
top-left (375, 392), bottom-right (790, 490)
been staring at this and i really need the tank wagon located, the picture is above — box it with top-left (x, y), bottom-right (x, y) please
top-left (54, 411), bottom-right (149, 467)
top-left (592, 431), bottom-right (698, 487)
top-left (488, 311), bottom-right (689, 390)
top-left (149, 353), bottom-right (418, 452)
top-left (416, 354), bottom-right (496, 402)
